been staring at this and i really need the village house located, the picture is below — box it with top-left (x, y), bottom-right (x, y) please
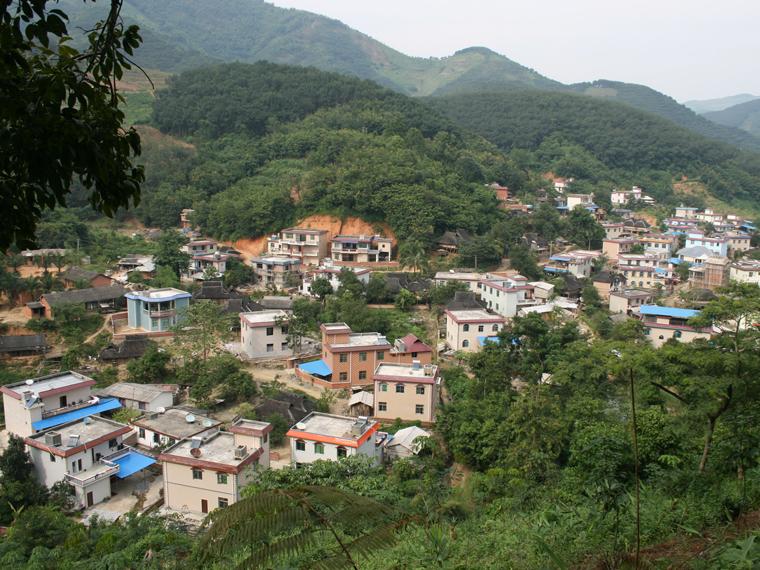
top-left (623, 218), bottom-right (651, 235)
top-left (696, 208), bottom-right (725, 225)
top-left (186, 251), bottom-right (234, 280)
top-left (610, 186), bottom-right (655, 206)
top-left (592, 271), bottom-right (617, 300)
top-left (557, 193), bottom-right (597, 214)
top-left (125, 288), bottom-right (192, 334)
top-left (267, 227), bottom-right (329, 266)
top-left (383, 426), bottom-right (431, 461)
top-left (99, 335), bottom-right (152, 362)
top-left (638, 305), bottom-right (713, 348)
top-left (373, 362), bottom-right (439, 424)
top-left (21, 248), bottom-right (66, 265)
top-left (347, 390), bottom-right (374, 417)
top-left (665, 217), bottom-right (700, 234)
top-left (115, 255), bottom-right (156, 282)
top-left (330, 235), bottom-right (392, 264)
top-left (286, 412), bottom-right (381, 467)
top-left (601, 222), bottom-right (626, 240)
top-left (445, 309), bottom-right (505, 352)
top-left (97, 382), bottom-right (178, 413)
top-left (24, 284), bottom-right (127, 319)
top-left (433, 270), bottom-right (485, 293)
top-left (677, 245), bottom-right (714, 265)
top-left (25, 416), bottom-right (152, 509)
top-left (608, 289), bottom-right (655, 314)
top-left (617, 264), bottom-right (657, 289)
top-left (179, 208), bottom-right (195, 230)
top-left (544, 251), bottom-right (595, 278)
top-left (602, 238), bottom-right (639, 261)
top-left (193, 280), bottom-right (255, 314)
top-left (300, 263), bottom-right (370, 297)
top-left (528, 281), bottom-right (555, 301)
top-left (723, 232), bottom-right (752, 257)
top-left (59, 267), bottom-right (113, 289)
top-left (239, 310), bottom-right (291, 359)
top-left (688, 256), bottom-right (731, 290)
top-left (729, 259), bottom-right (760, 285)
top-left (674, 206), bottom-right (700, 219)
top-left (551, 177), bottom-right (574, 193)
top-left (159, 419), bottom-right (271, 515)
top-left (486, 182), bottom-right (510, 204)
top-left (0, 334), bottom-right (48, 358)
top-left (1, 371), bottom-right (121, 437)
top-left (296, 324), bottom-right (432, 389)
top-left (435, 229), bottom-right (473, 255)
top-left (685, 233), bottom-right (729, 257)
top-left (639, 234), bottom-right (679, 257)
top-left (133, 407), bottom-right (221, 449)
top-left (250, 255), bottom-right (302, 289)
top-left (477, 276), bottom-right (536, 318)
top-left (182, 239), bottom-right (217, 256)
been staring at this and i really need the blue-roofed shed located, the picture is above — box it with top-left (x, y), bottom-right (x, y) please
top-left (298, 359), bottom-right (332, 377)
top-left (109, 449), bottom-right (156, 479)
top-left (639, 305), bottom-right (700, 319)
top-left (32, 397), bottom-right (121, 431)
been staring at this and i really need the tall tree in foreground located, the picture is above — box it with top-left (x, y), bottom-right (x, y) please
top-left (1, 0), bottom-right (145, 250)
top-left (197, 486), bottom-right (413, 569)
top-left (173, 300), bottom-right (232, 362)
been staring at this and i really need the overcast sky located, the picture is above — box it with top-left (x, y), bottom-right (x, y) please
top-left (270, 0), bottom-right (759, 102)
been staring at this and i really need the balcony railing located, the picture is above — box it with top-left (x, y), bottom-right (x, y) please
top-left (64, 460), bottom-right (119, 487)
top-left (41, 400), bottom-right (96, 419)
top-left (148, 309), bottom-right (176, 319)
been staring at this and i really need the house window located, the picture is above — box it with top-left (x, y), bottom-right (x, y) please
top-left (339, 372), bottom-right (348, 381)
top-left (492, 324), bottom-right (499, 332)
top-left (281, 326), bottom-right (288, 335)
top-left (59, 395), bottom-right (67, 408)
top-left (314, 442), bottom-right (325, 455)
top-left (358, 371), bottom-right (367, 380)
top-left (478, 325), bottom-right (484, 332)
top-left (153, 433), bottom-right (160, 444)
top-left (138, 401), bottom-right (146, 411)
top-left (339, 353), bottom-right (348, 363)
top-left (396, 384), bottom-right (405, 393)
top-left (49, 453), bottom-right (56, 463)
top-left (282, 342), bottom-right (289, 351)
top-left (266, 344), bottom-right (274, 352)
top-left (674, 330), bottom-right (682, 339)
top-left (337, 446), bottom-right (347, 458)
top-left (295, 440), bottom-right (306, 451)
top-left (462, 340), bottom-right (469, 348)
top-left (108, 438), bottom-right (117, 448)
top-left (416, 385), bottom-right (425, 395)
top-left (378, 401), bottom-right (387, 411)
top-left (139, 428), bottom-right (146, 439)
top-left (380, 383), bottom-right (388, 392)
top-left (217, 473), bottom-right (228, 484)
top-left (192, 468), bottom-right (203, 480)
top-left (377, 351), bottom-right (384, 360)
top-left (218, 498), bottom-right (229, 508)
top-left (359, 352), bottom-right (367, 362)
top-left (266, 327), bottom-right (274, 336)
top-left (411, 351), bottom-right (417, 358)
top-left (415, 405), bottom-right (424, 415)
top-left (463, 324), bottom-right (469, 332)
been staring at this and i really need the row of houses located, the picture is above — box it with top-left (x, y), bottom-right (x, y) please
top-left (264, 227), bottom-right (393, 267)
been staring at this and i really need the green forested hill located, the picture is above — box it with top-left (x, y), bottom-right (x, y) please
top-left (704, 99), bottom-right (760, 138)
top-left (685, 93), bottom-right (760, 114)
top-left (60, 0), bottom-right (759, 150)
top-left (569, 80), bottom-right (760, 151)
top-left (129, 63), bottom-right (526, 243)
top-left (428, 91), bottom-right (760, 206)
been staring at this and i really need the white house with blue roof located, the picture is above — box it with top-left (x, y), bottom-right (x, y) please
top-left (1, 371), bottom-right (122, 437)
top-left (638, 305), bottom-right (714, 348)
top-left (125, 288), bottom-right (191, 333)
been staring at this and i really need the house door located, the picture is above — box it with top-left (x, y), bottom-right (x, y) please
top-left (86, 492), bottom-right (94, 507)
top-left (201, 499), bottom-right (208, 514)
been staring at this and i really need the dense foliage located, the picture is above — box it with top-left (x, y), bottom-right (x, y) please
top-left (429, 91), bottom-right (760, 207)
top-left (705, 98), bottom-right (760, 138)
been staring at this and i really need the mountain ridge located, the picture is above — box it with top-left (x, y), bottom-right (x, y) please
top-left (685, 93), bottom-right (760, 114)
top-left (704, 99), bottom-right (760, 138)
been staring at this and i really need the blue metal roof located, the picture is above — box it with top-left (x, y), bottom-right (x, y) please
top-left (543, 267), bottom-right (568, 273)
top-left (668, 257), bottom-right (682, 265)
top-left (32, 398), bottom-right (122, 431)
top-left (639, 305), bottom-right (700, 319)
top-left (111, 450), bottom-right (156, 479)
top-left (298, 359), bottom-right (332, 377)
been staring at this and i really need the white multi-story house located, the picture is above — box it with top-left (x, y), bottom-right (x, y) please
top-left (544, 251), bottom-right (595, 278)
top-left (1, 371), bottom-right (121, 437)
top-left (445, 309), bottom-right (505, 352)
top-left (477, 277), bottom-right (536, 318)
top-left (684, 233), bottom-right (729, 257)
top-left (330, 235), bottom-right (392, 264)
top-left (240, 310), bottom-right (292, 359)
top-left (286, 413), bottom-right (380, 467)
top-left (159, 419), bottom-right (271, 515)
top-left (25, 416), bottom-right (150, 509)
top-left (267, 228), bottom-right (329, 266)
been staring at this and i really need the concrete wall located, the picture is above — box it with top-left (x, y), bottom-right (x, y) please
top-left (121, 391), bottom-right (174, 413)
top-left (445, 314), bottom-right (503, 352)
top-left (163, 462), bottom-right (239, 514)
top-left (74, 477), bottom-right (111, 508)
top-left (241, 323), bottom-right (292, 359)
top-left (3, 384), bottom-right (93, 437)
top-left (374, 381), bottom-right (436, 423)
top-left (479, 286), bottom-right (520, 317)
top-left (644, 326), bottom-right (711, 348)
